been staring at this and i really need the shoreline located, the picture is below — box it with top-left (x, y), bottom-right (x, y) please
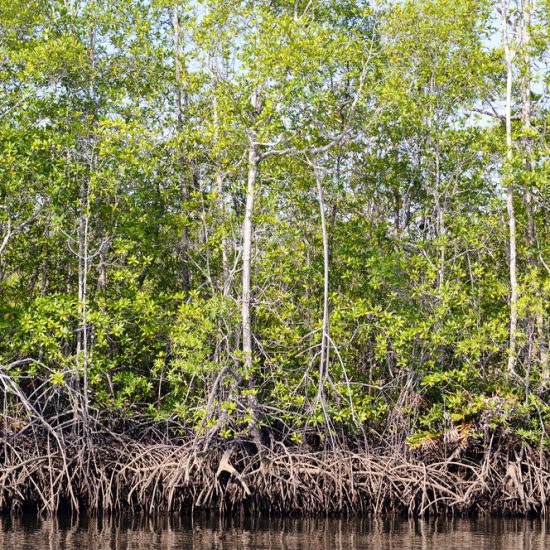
top-left (1, 422), bottom-right (548, 517)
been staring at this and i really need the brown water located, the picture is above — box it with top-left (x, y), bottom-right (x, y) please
top-left (0, 515), bottom-right (548, 549)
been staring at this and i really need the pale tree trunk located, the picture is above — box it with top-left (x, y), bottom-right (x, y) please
top-left (74, 18), bottom-right (100, 433)
top-left (242, 129), bottom-right (257, 410)
top-left (172, 6), bottom-right (190, 293)
top-left (212, 92), bottom-right (230, 296)
top-left (502, 1), bottom-right (518, 376)
top-left (312, 156), bottom-right (330, 405)
top-left (242, 89), bottom-right (261, 436)
top-left (212, 90), bottom-right (231, 395)
top-left (206, 69), bottom-right (234, 420)
top-left (242, 143), bottom-right (256, 376)
top-left (41, 219), bottom-right (49, 295)
top-left (217, 168), bottom-right (230, 297)
top-left (97, 241), bottom-right (107, 292)
top-left (434, 152), bottom-right (446, 292)
top-left (76, 168), bottom-right (90, 432)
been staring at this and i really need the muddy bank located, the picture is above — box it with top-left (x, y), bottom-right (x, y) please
top-left (1, 420), bottom-right (548, 516)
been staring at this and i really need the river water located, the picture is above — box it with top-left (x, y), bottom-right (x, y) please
top-left (0, 515), bottom-right (547, 549)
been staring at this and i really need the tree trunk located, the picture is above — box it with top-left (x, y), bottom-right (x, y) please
top-left (242, 131), bottom-right (256, 385)
top-left (76, 169), bottom-right (90, 432)
top-left (172, 6), bottom-right (190, 293)
top-left (312, 155), bottom-right (330, 404)
top-left (502, 2), bottom-right (518, 376)
top-left (242, 90), bottom-right (261, 436)
top-left (213, 92), bottom-right (230, 296)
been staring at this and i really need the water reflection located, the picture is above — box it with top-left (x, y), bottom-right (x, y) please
top-left (0, 514), bottom-right (548, 549)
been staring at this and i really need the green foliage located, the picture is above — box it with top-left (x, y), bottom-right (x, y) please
top-left (0, 0), bottom-right (547, 445)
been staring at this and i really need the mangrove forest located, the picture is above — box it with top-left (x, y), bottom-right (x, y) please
top-left (0, 0), bottom-right (549, 516)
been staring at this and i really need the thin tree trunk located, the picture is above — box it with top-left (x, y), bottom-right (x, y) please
top-left (242, 90), bottom-right (260, 435)
top-left (502, 2), bottom-right (518, 376)
top-left (97, 244), bottom-right (107, 292)
top-left (41, 219), bottom-right (49, 295)
top-left (242, 130), bottom-right (257, 394)
top-left (82, 187), bottom-right (90, 429)
top-left (312, 156), bottom-right (330, 403)
top-left (77, 170), bottom-right (90, 431)
top-left (434, 153), bottom-right (446, 292)
top-left (172, 6), bottom-right (190, 293)
top-left (213, 93), bottom-right (230, 296)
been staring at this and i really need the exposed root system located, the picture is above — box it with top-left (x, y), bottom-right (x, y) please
top-left (1, 418), bottom-right (548, 516)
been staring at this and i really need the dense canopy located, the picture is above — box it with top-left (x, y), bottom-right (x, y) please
top-left (0, 0), bottom-right (548, 449)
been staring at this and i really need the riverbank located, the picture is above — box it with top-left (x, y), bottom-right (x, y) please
top-left (1, 420), bottom-right (548, 516)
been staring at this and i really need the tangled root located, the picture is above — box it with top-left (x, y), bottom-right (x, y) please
top-left (0, 418), bottom-right (548, 516)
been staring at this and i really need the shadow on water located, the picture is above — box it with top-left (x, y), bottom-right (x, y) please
top-left (0, 514), bottom-right (548, 549)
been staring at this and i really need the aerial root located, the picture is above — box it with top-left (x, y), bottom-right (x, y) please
top-left (0, 422), bottom-right (548, 516)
